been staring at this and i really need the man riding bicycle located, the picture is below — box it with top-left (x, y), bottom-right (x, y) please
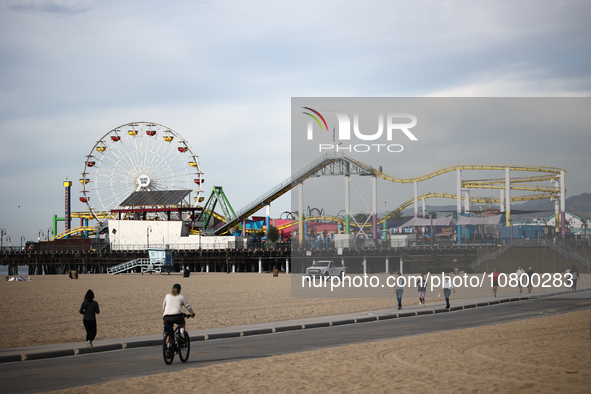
top-left (163, 283), bottom-right (195, 346)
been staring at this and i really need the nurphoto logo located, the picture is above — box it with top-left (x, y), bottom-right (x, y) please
top-left (302, 107), bottom-right (418, 153)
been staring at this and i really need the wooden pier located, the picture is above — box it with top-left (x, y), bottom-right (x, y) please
top-left (1, 243), bottom-right (485, 275)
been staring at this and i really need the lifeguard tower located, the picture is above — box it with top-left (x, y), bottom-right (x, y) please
top-left (107, 248), bottom-right (173, 274)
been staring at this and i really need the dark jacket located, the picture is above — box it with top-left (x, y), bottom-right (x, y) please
top-left (79, 300), bottom-right (100, 320)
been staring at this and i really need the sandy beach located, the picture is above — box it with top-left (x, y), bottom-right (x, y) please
top-left (48, 310), bottom-right (591, 394)
top-left (1, 271), bottom-right (589, 393)
top-left (1, 272), bottom-right (400, 349)
top-left (0, 272), bottom-right (589, 349)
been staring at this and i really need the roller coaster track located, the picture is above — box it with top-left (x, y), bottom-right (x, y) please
top-left (50, 226), bottom-right (97, 241)
top-left (461, 183), bottom-right (558, 193)
top-left (71, 211), bottom-right (116, 219)
top-left (212, 155), bottom-right (343, 235)
top-left (463, 174), bottom-right (557, 184)
top-left (347, 158), bottom-right (566, 184)
top-left (194, 154), bottom-right (566, 235)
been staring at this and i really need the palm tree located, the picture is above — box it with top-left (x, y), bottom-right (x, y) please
top-left (565, 218), bottom-right (573, 236)
top-left (267, 226), bottom-right (280, 243)
top-left (392, 210), bottom-right (403, 226)
top-left (354, 212), bottom-right (370, 223)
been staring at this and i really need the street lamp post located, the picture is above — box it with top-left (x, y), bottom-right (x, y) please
top-left (7, 236), bottom-right (11, 248)
top-left (147, 226), bottom-right (152, 248)
top-left (38, 230), bottom-right (44, 242)
top-left (47, 228), bottom-right (53, 240)
top-left (540, 218), bottom-right (549, 251)
top-left (509, 218), bottom-right (513, 248)
top-left (21, 236), bottom-right (25, 251)
top-left (430, 214), bottom-right (434, 248)
top-left (0, 228), bottom-right (6, 250)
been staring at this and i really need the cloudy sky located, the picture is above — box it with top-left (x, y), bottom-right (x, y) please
top-left (291, 98), bottom-right (590, 219)
top-left (1, 0), bottom-right (590, 244)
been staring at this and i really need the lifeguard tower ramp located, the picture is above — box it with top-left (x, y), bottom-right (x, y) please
top-left (107, 249), bottom-right (173, 275)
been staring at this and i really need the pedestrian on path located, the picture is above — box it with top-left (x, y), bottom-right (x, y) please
top-left (570, 266), bottom-right (580, 290)
top-left (79, 289), bottom-right (100, 347)
top-left (394, 272), bottom-right (404, 310)
top-left (516, 265), bottom-right (525, 293)
top-left (417, 273), bottom-right (427, 306)
top-left (440, 276), bottom-right (455, 308)
top-left (527, 267), bottom-right (534, 293)
top-left (492, 268), bottom-right (500, 297)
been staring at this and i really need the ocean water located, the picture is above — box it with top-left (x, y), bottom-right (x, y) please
top-left (0, 265), bottom-right (30, 276)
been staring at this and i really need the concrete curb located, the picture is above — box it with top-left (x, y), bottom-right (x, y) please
top-left (25, 349), bottom-right (75, 361)
top-left (416, 310), bottom-right (433, 316)
top-left (303, 322), bottom-right (331, 329)
top-left (355, 316), bottom-right (378, 323)
top-left (124, 339), bottom-right (161, 348)
top-left (274, 324), bottom-right (303, 333)
top-left (0, 354), bottom-right (22, 363)
top-left (78, 343), bottom-right (123, 355)
top-left (2, 287), bottom-right (589, 364)
top-left (241, 328), bottom-right (274, 336)
top-left (330, 319), bottom-right (356, 327)
top-left (207, 332), bottom-right (241, 340)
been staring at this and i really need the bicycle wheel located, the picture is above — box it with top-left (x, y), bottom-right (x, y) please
top-left (163, 332), bottom-right (174, 365)
top-left (179, 331), bottom-right (190, 362)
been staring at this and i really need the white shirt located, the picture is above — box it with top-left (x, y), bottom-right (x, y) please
top-left (516, 268), bottom-right (525, 276)
top-left (443, 278), bottom-right (454, 289)
top-left (163, 294), bottom-right (194, 316)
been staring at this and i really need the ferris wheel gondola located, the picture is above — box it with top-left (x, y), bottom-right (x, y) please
top-left (80, 122), bottom-right (203, 221)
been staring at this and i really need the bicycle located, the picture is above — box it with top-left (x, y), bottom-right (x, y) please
top-left (163, 313), bottom-right (192, 365)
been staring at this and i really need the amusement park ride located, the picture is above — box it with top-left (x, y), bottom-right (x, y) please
top-left (80, 122), bottom-right (204, 219)
top-left (46, 122), bottom-right (568, 247)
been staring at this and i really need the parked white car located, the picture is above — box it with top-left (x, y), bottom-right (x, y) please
top-left (305, 260), bottom-right (346, 280)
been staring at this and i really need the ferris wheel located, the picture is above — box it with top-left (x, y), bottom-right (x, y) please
top-left (80, 122), bottom-right (203, 221)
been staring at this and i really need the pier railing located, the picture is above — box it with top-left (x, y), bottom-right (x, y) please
top-left (467, 245), bottom-right (510, 270)
top-left (547, 240), bottom-right (591, 272)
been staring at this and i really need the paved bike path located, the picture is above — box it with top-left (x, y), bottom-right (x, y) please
top-left (1, 287), bottom-right (589, 364)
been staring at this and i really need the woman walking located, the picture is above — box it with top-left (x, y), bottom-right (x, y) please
top-left (394, 272), bottom-right (404, 310)
top-left (417, 274), bottom-right (427, 306)
top-left (440, 276), bottom-right (455, 308)
top-left (79, 289), bottom-right (100, 347)
top-left (492, 268), bottom-right (500, 297)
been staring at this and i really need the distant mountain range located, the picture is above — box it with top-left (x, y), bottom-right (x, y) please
top-left (395, 192), bottom-right (591, 220)
top-left (517, 192), bottom-right (591, 212)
